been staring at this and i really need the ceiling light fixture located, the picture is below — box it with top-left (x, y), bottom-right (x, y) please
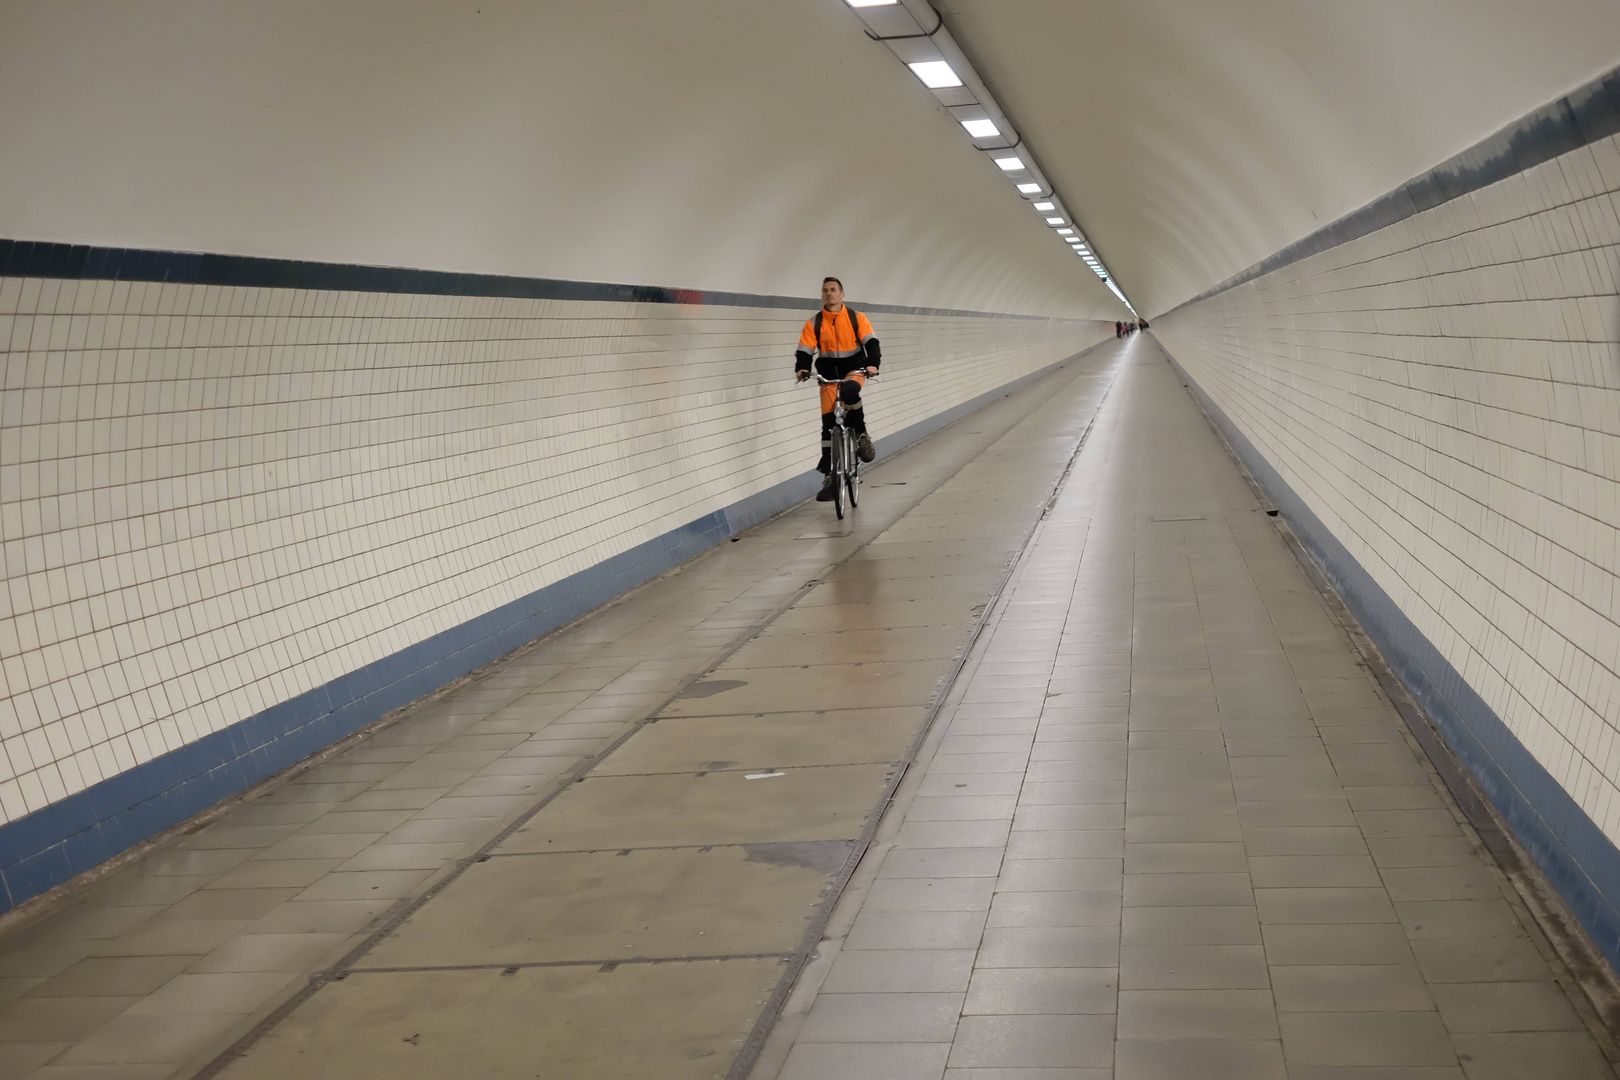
top-left (837, 1), bottom-right (1136, 314)
top-left (908, 60), bottom-right (963, 89)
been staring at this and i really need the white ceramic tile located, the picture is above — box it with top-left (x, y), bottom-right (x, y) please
top-left (0, 286), bottom-right (1110, 825)
top-left (1159, 132), bottom-right (1620, 845)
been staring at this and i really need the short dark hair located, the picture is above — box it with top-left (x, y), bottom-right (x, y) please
top-left (823, 277), bottom-right (843, 289)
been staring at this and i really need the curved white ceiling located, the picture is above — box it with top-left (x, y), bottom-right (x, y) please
top-left (938, 0), bottom-right (1620, 316)
top-left (0, 0), bottom-right (1128, 319)
top-left (7, 2), bottom-right (1614, 321)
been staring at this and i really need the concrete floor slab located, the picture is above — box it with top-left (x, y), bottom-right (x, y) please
top-left (766, 599), bottom-right (982, 636)
top-left (366, 846), bottom-right (828, 967)
top-left (497, 764), bottom-right (896, 852)
top-left (798, 573), bottom-right (1002, 607)
top-left (726, 626), bottom-right (968, 668)
top-left (662, 662), bottom-right (948, 716)
top-left (593, 708), bottom-right (925, 775)
top-left (220, 960), bottom-right (785, 1080)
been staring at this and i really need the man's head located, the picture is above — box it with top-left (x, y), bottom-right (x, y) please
top-left (821, 277), bottom-right (845, 311)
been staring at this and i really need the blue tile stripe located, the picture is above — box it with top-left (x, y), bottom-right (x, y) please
top-left (0, 237), bottom-right (1063, 322)
top-left (1156, 61), bottom-right (1620, 319)
top-left (1165, 349), bottom-right (1620, 971)
top-left (0, 344), bottom-right (1099, 913)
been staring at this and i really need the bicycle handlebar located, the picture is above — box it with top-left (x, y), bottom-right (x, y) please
top-left (802, 370), bottom-right (878, 384)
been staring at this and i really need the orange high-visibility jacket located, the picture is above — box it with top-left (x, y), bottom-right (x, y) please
top-left (794, 306), bottom-right (881, 376)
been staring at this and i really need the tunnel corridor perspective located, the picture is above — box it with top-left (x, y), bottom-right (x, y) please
top-left (3, 1), bottom-right (1620, 1077)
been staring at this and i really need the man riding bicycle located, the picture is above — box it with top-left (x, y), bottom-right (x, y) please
top-left (794, 277), bottom-right (881, 502)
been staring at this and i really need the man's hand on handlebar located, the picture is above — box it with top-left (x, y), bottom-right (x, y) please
top-left (798, 369), bottom-right (877, 383)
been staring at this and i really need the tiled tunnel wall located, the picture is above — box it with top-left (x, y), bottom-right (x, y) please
top-left (0, 261), bottom-right (1111, 909)
top-left (1155, 88), bottom-right (1620, 961)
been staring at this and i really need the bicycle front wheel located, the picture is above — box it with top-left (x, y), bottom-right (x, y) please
top-left (831, 431), bottom-right (846, 519)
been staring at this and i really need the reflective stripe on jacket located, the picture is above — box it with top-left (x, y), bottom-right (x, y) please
top-left (798, 307), bottom-right (875, 360)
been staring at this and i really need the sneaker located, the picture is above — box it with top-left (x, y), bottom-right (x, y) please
top-left (816, 476), bottom-right (837, 502)
top-left (856, 433), bottom-right (875, 463)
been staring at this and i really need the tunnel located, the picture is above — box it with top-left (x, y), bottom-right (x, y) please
top-left (2, 2), bottom-right (1620, 1076)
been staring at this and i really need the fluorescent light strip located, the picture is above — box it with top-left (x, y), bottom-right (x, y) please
top-left (843, 6), bottom-right (1136, 313)
top-left (908, 61), bottom-right (962, 89)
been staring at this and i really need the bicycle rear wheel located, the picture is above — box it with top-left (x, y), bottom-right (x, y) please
top-left (831, 430), bottom-right (846, 519)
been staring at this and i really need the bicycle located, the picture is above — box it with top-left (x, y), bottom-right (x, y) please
top-left (805, 370), bottom-right (877, 520)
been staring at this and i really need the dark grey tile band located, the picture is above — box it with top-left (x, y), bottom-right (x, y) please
top-left (1155, 61), bottom-right (1620, 320)
top-left (0, 340), bottom-right (1103, 915)
top-left (1161, 345), bottom-right (1620, 972)
top-left (0, 237), bottom-right (1073, 322)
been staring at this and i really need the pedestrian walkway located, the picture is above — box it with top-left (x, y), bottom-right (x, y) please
top-left (753, 339), bottom-right (1616, 1079)
top-left (0, 342), bottom-right (1120, 1079)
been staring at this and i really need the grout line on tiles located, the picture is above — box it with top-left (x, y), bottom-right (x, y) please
top-left (341, 951), bottom-right (794, 975)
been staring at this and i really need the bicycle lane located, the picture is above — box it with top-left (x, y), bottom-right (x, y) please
top-left (192, 343), bottom-right (1126, 1080)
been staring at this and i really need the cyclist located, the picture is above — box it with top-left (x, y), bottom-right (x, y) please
top-left (794, 277), bottom-right (881, 502)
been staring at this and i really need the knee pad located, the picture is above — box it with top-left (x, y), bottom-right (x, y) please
top-left (839, 380), bottom-right (862, 406)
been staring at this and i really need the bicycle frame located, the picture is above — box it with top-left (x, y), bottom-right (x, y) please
top-left (804, 370), bottom-right (876, 520)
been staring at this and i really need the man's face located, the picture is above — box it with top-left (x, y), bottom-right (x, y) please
top-left (822, 280), bottom-right (844, 309)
